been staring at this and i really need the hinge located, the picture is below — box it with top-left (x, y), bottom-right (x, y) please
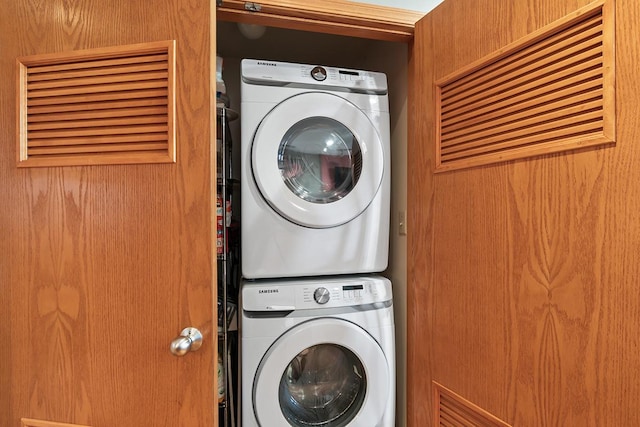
top-left (244, 2), bottom-right (262, 12)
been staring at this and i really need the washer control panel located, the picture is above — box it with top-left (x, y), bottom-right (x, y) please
top-left (301, 281), bottom-right (385, 307)
top-left (242, 277), bottom-right (392, 311)
top-left (241, 59), bottom-right (388, 94)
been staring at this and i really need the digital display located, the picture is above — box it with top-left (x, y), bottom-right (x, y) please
top-left (339, 70), bottom-right (359, 76)
top-left (342, 284), bottom-right (364, 291)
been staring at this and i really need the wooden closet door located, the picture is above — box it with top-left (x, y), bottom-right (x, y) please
top-left (0, 1), bottom-right (217, 426)
top-left (408, 0), bottom-right (640, 426)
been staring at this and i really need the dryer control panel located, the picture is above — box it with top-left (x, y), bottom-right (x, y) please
top-left (242, 276), bottom-right (392, 312)
top-left (241, 59), bottom-right (388, 94)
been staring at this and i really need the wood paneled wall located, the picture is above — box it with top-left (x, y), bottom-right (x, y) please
top-left (408, 0), bottom-right (640, 425)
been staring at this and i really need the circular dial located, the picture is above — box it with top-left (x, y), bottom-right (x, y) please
top-left (310, 66), bottom-right (327, 81)
top-left (313, 287), bottom-right (330, 304)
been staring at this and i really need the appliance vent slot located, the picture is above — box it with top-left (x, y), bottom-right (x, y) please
top-left (435, 1), bottom-right (615, 172)
top-left (434, 382), bottom-right (512, 427)
top-left (17, 40), bottom-right (176, 168)
top-left (353, 146), bottom-right (363, 183)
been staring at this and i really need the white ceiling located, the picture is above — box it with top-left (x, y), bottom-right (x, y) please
top-left (349, 0), bottom-right (445, 13)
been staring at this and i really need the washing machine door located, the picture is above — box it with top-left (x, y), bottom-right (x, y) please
top-left (251, 92), bottom-right (385, 228)
top-left (252, 318), bottom-right (390, 427)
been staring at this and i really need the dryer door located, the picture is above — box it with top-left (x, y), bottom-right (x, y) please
top-left (251, 92), bottom-right (384, 228)
top-left (252, 318), bottom-right (390, 427)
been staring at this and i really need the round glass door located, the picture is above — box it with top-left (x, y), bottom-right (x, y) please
top-left (279, 344), bottom-right (366, 427)
top-left (252, 318), bottom-right (390, 427)
top-left (278, 117), bottom-right (362, 205)
top-left (251, 92), bottom-right (384, 228)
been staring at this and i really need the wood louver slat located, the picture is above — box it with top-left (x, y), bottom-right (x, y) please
top-left (17, 40), bottom-right (176, 167)
top-left (433, 382), bottom-right (512, 427)
top-left (21, 419), bottom-right (92, 427)
top-left (435, 0), bottom-right (615, 172)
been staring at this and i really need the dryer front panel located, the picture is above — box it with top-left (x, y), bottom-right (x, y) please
top-left (252, 318), bottom-right (391, 427)
top-left (251, 92), bottom-right (384, 228)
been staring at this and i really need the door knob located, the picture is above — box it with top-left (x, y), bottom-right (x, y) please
top-left (170, 327), bottom-right (203, 356)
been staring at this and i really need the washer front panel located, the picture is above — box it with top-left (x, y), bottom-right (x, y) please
top-left (251, 92), bottom-right (384, 229)
top-left (252, 318), bottom-right (390, 427)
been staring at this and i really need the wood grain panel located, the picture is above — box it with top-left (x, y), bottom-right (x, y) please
top-left (406, 10), bottom-right (436, 426)
top-left (0, 1), bottom-right (12, 420)
top-left (1, 0), bottom-right (215, 426)
top-left (216, 0), bottom-right (424, 42)
top-left (409, 0), bottom-right (640, 425)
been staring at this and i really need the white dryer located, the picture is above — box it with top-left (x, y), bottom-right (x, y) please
top-left (241, 275), bottom-right (395, 427)
top-left (241, 59), bottom-right (390, 279)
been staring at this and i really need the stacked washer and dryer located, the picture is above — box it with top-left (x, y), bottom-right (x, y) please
top-left (239, 59), bottom-right (395, 427)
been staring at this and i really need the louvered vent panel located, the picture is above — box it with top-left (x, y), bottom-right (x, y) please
top-left (435, 1), bottom-right (615, 172)
top-left (17, 40), bottom-right (175, 167)
top-left (434, 382), bottom-right (511, 427)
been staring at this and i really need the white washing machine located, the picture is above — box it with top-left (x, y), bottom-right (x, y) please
top-left (241, 59), bottom-right (390, 279)
top-left (240, 275), bottom-right (395, 427)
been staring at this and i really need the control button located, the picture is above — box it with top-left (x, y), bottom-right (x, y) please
top-left (313, 287), bottom-right (331, 304)
top-left (311, 66), bottom-right (327, 81)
